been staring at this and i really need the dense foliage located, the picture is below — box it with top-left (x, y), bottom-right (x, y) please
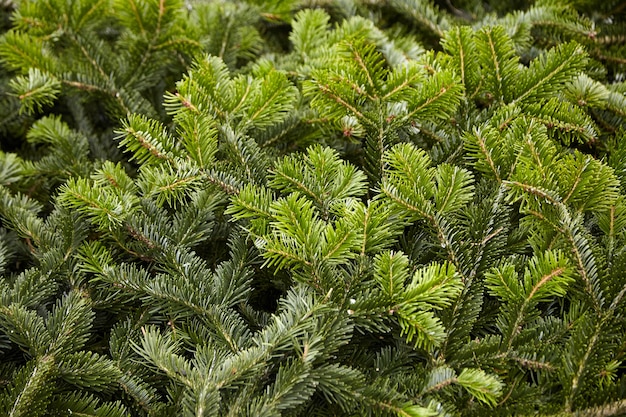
top-left (1, 0), bottom-right (626, 416)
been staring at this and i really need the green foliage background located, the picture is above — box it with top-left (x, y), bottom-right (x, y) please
top-left (0, 0), bottom-right (626, 416)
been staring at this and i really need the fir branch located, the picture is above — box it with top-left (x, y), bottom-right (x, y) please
top-left (514, 42), bottom-right (588, 104)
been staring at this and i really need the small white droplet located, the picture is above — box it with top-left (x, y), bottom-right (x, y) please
top-left (349, 298), bottom-right (356, 304)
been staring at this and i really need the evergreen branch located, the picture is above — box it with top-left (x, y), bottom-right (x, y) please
top-left (514, 43), bottom-right (587, 104)
top-left (504, 263), bottom-right (570, 351)
top-left (388, 0), bottom-right (449, 38)
top-left (0, 188), bottom-right (46, 247)
top-left (381, 66), bottom-right (423, 101)
top-left (156, 174), bottom-right (200, 193)
top-left (229, 82), bottom-right (252, 115)
top-left (476, 26), bottom-right (519, 103)
top-left (428, 215), bottom-right (463, 277)
top-left (456, 368), bottom-right (502, 406)
top-left (595, 53), bottom-right (626, 66)
top-left (205, 171), bottom-right (241, 195)
top-left (381, 189), bottom-right (428, 218)
top-left (562, 159), bottom-right (588, 205)
top-left (507, 356), bottom-right (556, 371)
top-left (451, 29), bottom-right (468, 89)
top-left (62, 80), bottom-right (106, 93)
top-left (135, 327), bottom-right (196, 387)
top-left (464, 126), bottom-right (504, 181)
top-left (173, 92), bottom-right (200, 113)
top-left (487, 267), bottom-right (517, 301)
top-left (566, 322), bottom-right (601, 412)
top-left (74, 0), bottom-right (108, 32)
top-left (228, 201), bottom-right (273, 230)
top-left (248, 84), bottom-right (285, 126)
top-left (0, 31), bottom-right (53, 73)
top-left (110, 234), bottom-right (154, 262)
top-left (570, 399), bottom-right (626, 417)
top-left (506, 179), bottom-right (604, 311)
top-left (434, 164), bottom-right (474, 213)
top-left (62, 80), bottom-right (130, 115)
top-left (442, 26), bottom-right (480, 98)
top-left (321, 232), bottom-right (351, 262)
top-left (474, 132), bottom-right (502, 182)
top-left (496, 377), bottom-right (519, 407)
top-left (263, 245), bottom-right (313, 268)
top-left (10, 68), bottom-right (61, 114)
top-left (315, 83), bottom-right (366, 120)
top-left (526, 104), bottom-right (597, 145)
top-left (346, 41), bottom-right (377, 94)
top-left (359, 206), bottom-right (372, 257)
top-left (562, 223), bottom-right (602, 312)
top-left (526, 266), bottom-right (568, 301)
top-left (118, 114), bottom-right (180, 165)
top-left (270, 170), bottom-right (323, 207)
top-left (125, 129), bottom-right (169, 161)
top-left (217, 11), bottom-right (234, 59)
top-left (608, 279), bottom-right (626, 314)
top-left (367, 398), bottom-right (419, 417)
top-left (329, 73), bottom-right (370, 99)
top-left (8, 356), bottom-right (55, 417)
top-left (467, 186), bottom-right (506, 281)
top-left (1, 2), bottom-right (625, 415)
top-left (400, 74), bottom-right (461, 122)
top-left (503, 180), bottom-right (561, 205)
top-left (422, 376), bottom-right (456, 395)
top-left (68, 33), bottom-right (110, 83)
top-left (117, 374), bottom-right (157, 413)
top-left (155, 0), bottom-right (166, 39)
top-left (126, 0), bottom-right (147, 36)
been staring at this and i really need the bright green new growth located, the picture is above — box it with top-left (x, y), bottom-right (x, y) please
top-left (0, 0), bottom-right (626, 416)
